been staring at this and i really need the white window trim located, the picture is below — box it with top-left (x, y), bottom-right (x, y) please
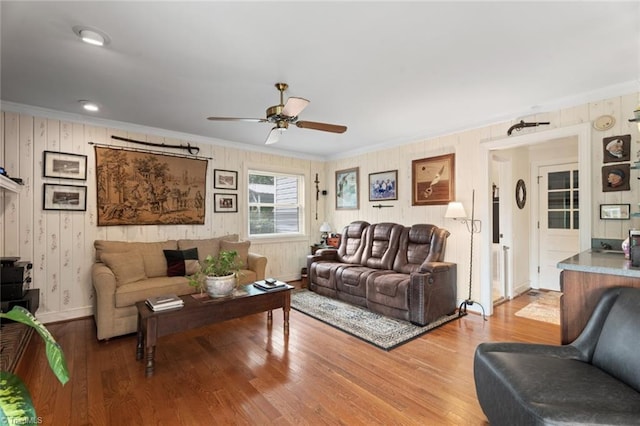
top-left (243, 162), bottom-right (310, 242)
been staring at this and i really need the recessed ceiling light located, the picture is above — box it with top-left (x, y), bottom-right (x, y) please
top-left (79, 100), bottom-right (99, 112)
top-left (72, 25), bottom-right (110, 47)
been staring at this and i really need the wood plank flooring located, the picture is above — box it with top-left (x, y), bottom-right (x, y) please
top-left (21, 287), bottom-right (559, 425)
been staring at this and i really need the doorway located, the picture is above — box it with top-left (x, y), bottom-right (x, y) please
top-left (479, 123), bottom-right (592, 316)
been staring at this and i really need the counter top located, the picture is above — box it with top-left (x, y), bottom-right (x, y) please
top-left (557, 250), bottom-right (640, 278)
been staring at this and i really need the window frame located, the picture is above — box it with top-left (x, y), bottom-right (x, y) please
top-left (246, 166), bottom-right (308, 241)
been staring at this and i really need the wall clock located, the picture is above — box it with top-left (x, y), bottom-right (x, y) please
top-left (515, 179), bottom-right (526, 209)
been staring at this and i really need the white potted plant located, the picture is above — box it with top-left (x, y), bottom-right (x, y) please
top-left (189, 250), bottom-right (242, 298)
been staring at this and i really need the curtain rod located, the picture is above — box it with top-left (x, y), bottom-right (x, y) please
top-left (87, 141), bottom-right (213, 160)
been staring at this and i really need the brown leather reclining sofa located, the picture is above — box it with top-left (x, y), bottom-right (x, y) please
top-left (306, 221), bottom-right (457, 326)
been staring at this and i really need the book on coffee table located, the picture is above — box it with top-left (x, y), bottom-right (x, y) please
top-left (253, 279), bottom-right (286, 292)
top-left (146, 294), bottom-right (184, 311)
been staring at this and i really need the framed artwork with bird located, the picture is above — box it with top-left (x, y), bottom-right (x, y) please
top-left (411, 154), bottom-right (455, 206)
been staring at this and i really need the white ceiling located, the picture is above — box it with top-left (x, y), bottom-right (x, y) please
top-left (1, 1), bottom-right (638, 159)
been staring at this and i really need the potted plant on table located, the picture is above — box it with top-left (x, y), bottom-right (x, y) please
top-left (188, 250), bottom-right (243, 298)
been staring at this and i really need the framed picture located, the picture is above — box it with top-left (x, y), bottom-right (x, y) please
top-left (602, 134), bottom-right (631, 163)
top-left (214, 193), bottom-right (237, 213)
top-left (601, 164), bottom-right (630, 192)
top-left (214, 169), bottom-right (238, 190)
top-left (335, 167), bottom-right (359, 210)
top-left (369, 170), bottom-right (398, 201)
top-left (600, 204), bottom-right (630, 220)
top-left (43, 150), bottom-right (87, 180)
top-left (412, 153), bottom-right (455, 205)
top-left (43, 183), bottom-right (87, 211)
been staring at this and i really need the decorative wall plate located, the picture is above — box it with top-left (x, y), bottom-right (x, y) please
top-left (593, 115), bottom-right (615, 131)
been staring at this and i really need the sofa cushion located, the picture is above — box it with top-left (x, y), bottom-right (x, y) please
top-left (163, 248), bottom-right (200, 277)
top-left (94, 240), bottom-right (178, 278)
top-left (178, 235), bottom-right (238, 263)
top-left (101, 250), bottom-right (147, 286)
top-left (362, 223), bottom-right (402, 270)
top-left (337, 221), bottom-right (369, 264)
top-left (220, 239), bottom-right (250, 269)
top-left (115, 276), bottom-right (195, 308)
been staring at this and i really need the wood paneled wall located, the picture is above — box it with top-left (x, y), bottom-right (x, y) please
top-left (1, 91), bottom-right (638, 322)
top-left (0, 112), bottom-right (325, 323)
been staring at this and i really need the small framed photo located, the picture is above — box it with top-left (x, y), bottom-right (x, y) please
top-left (601, 164), bottom-right (630, 192)
top-left (43, 183), bottom-right (87, 211)
top-left (214, 193), bottom-right (237, 213)
top-left (214, 169), bottom-right (238, 190)
top-left (369, 170), bottom-right (398, 201)
top-left (412, 153), bottom-right (455, 205)
top-left (43, 151), bottom-right (87, 180)
top-left (335, 167), bottom-right (359, 210)
top-left (602, 135), bottom-right (631, 163)
top-left (600, 204), bottom-right (630, 220)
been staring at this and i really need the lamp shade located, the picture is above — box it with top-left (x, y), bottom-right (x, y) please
top-left (319, 222), bottom-right (331, 233)
top-left (444, 201), bottom-right (467, 219)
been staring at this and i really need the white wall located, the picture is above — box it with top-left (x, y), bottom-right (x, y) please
top-left (2, 91), bottom-right (639, 322)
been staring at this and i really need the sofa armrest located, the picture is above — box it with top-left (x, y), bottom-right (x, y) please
top-left (409, 263), bottom-right (457, 325)
top-left (418, 260), bottom-right (454, 274)
top-left (247, 252), bottom-right (267, 281)
top-left (306, 249), bottom-right (339, 273)
top-left (92, 262), bottom-right (117, 340)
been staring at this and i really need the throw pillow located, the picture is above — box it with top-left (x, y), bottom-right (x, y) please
top-left (163, 248), bottom-right (200, 277)
top-left (101, 250), bottom-right (147, 286)
top-left (220, 240), bottom-right (250, 269)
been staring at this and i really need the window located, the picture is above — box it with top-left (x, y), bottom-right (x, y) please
top-left (547, 169), bottom-right (579, 230)
top-left (248, 170), bottom-right (304, 237)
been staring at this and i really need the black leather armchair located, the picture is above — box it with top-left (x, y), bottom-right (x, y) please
top-left (474, 287), bottom-right (640, 425)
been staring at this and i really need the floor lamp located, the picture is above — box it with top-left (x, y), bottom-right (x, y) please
top-left (444, 189), bottom-right (487, 320)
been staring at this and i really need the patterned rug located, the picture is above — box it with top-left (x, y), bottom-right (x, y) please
top-left (291, 289), bottom-right (462, 350)
top-left (514, 291), bottom-right (561, 325)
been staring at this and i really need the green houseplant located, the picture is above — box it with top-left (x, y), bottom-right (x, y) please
top-left (0, 306), bottom-right (69, 425)
top-left (188, 250), bottom-right (243, 298)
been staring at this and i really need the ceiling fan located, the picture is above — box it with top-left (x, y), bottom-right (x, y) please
top-left (207, 83), bottom-right (347, 145)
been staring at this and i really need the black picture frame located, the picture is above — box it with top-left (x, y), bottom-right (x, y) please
top-left (43, 183), bottom-right (87, 211)
top-left (43, 150), bottom-right (87, 180)
top-left (214, 169), bottom-right (238, 190)
top-left (368, 170), bottom-right (398, 201)
top-left (214, 193), bottom-right (237, 213)
top-left (599, 204), bottom-right (631, 220)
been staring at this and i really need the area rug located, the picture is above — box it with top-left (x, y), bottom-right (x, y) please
top-left (515, 291), bottom-right (561, 325)
top-left (291, 289), bottom-right (462, 350)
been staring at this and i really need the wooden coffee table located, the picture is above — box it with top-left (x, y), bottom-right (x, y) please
top-left (135, 282), bottom-right (293, 377)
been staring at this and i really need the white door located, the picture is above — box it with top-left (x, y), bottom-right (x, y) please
top-left (538, 163), bottom-right (580, 291)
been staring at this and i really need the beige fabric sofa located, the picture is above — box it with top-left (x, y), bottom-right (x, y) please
top-left (92, 234), bottom-right (267, 340)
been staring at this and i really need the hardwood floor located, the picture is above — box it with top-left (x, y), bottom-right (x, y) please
top-left (21, 287), bottom-right (559, 425)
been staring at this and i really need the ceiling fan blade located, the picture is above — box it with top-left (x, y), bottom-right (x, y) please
top-left (282, 97), bottom-right (310, 117)
top-left (296, 121), bottom-right (347, 133)
top-left (207, 116), bottom-right (267, 123)
top-left (265, 127), bottom-right (281, 145)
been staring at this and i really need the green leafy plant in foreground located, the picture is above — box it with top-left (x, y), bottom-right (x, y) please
top-left (0, 306), bottom-right (69, 426)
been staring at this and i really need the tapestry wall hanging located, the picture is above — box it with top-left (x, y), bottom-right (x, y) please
top-left (95, 146), bottom-right (207, 226)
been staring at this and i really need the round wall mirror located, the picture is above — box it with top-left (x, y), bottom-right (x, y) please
top-left (515, 179), bottom-right (526, 209)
